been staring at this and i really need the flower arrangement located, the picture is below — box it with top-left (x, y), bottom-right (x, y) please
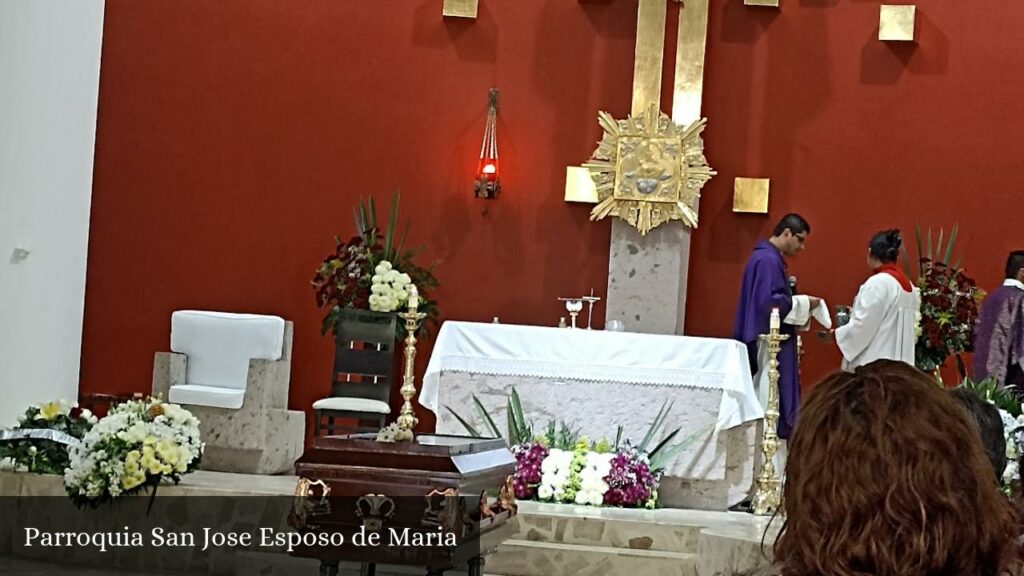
top-left (0, 400), bottom-right (97, 475)
top-left (958, 377), bottom-right (1024, 495)
top-left (64, 397), bottom-right (203, 507)
top-left (312, 192), bottom-right (438, 337)
top-left (449, 389), bottom-right (703, 508)
top-left (902, 225), bottom-right (985, 373)
top-left (998, 407), bottom-right (1024, 493)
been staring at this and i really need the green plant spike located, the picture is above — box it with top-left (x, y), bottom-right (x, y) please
top-left (472, 394), bottom-right (501, 438)
top-left (445, 405), bottom-right (483, 438)
top-left (944, 224), bottom-right (959, 267)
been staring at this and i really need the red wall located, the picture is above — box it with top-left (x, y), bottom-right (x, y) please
top-left (82, 0), bottom-right (1024, 432)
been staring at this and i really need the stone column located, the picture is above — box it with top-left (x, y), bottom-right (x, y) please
top-left (606, 220), bottom-right (692, 334)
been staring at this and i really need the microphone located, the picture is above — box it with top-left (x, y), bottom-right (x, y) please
top-left (788, 275), bottom-right (798, 294)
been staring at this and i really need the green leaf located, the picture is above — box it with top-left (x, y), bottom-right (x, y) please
top-left (509, 387), bottom-right (526, 442)
top-left (915, 224), bottom-right (923, 278)
top-left (444, 405), bottom-right (482, 438)
top-left (649, 424), bottom-right (712, 473)
top-left (395, 221), bottom-right (411, 263)
top-left (936, 228), bottom-right (944, 264)
top-left (385, 191), bottom-right (400, 262)
top-left (926, 228), bottom-right (933, 262)
top-left (368, 196), bottom-right (378, 232)
top-left (505, 402), bottom-right (516, 446)
top-left (472, 395), bottom-right (501, 438)
top-left (944, 224), bottom-right (959, 266)
top-left (639, 401), bottom-right (672, 453)
top-left (648, 428), bottom-right (681, 460)
top-left (614, 425), bottom-right (623, 451)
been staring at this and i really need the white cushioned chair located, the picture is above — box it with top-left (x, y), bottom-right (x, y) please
top-left (152, 310), bottom-right (304, 475)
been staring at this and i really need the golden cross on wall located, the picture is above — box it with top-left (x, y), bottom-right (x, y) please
top-left (565, 0), bottom-right (710, 204)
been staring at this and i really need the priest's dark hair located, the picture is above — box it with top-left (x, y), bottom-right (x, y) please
top-left (775, 360), bottom-right (1021, 576)
top-left (772, 213), bottom-right (810, 237)
top-left (1005, 250), bottom-right (1024, 279)
top-left (949, 387), bottom-right (1008, 482)
top-left (868, 229), bottom-right (902, 263)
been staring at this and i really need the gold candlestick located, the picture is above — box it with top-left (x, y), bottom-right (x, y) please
top-left (753, 310), bottom-right (790, 517)
top-left (395, 290), bottom-right (426, 442)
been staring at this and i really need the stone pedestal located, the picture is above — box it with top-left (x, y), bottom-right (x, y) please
top-left (606, 219), bottom-right (693, 334)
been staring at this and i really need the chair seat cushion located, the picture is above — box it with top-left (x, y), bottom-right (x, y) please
top-left (312, 397), bottom-right (391, 414)
top-left (169, 384), bottom-right (245, 410)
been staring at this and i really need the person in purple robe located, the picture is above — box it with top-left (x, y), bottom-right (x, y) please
top-left (730, 214), bottom-right (823, 513)
top-left (972, 250), bottom-right (1024, 391)
top-left (733, 213), bottom-right (822, 441)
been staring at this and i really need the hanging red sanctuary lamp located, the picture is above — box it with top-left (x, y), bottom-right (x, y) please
top-left (473, 88), bottom-right (500, 199)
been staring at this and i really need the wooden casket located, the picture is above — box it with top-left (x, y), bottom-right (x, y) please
top-left (290, 434), bottom-right (517, 576)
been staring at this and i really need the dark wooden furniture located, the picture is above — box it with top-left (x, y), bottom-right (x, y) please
top-left (314, 310), bottom-right (397, 435)
top-left (291, 434), bottom-right (518, 576)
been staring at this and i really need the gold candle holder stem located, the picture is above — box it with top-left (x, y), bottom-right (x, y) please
top-left (395, 309), bottom-right (426, 442)
top-left (753, 321), bottom-right (789, 517)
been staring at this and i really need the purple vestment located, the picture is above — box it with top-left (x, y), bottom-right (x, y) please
top-left (733, 240), bottom-right (800, 439)
top-left (973, 285), bottom-right (1024, 390)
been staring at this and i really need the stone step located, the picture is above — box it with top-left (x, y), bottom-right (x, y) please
top-left (486, 539), bottom-right (699, 576)
top-left (514, 506), bottom-right (701, 554)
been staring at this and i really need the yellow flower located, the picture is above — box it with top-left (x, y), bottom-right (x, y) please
top-left (121, 471), bottom-right (145, 490)
top-left (36, 400), bottom-right (68, 422)
top-left (156, 441), bottom-right (178, 465)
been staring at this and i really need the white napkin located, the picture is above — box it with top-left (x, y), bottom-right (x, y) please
top-left (812, 298), bottom-right (833, 329)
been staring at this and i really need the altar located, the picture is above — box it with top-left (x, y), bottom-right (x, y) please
top-left (419, 322), bottom-right (763, 510)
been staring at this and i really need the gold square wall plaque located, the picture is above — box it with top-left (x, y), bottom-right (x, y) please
top-left (443, 0), bottom-right (478, 18)
top-left (564, 166), bottom-right (598, 203)
top-left (879, 5), bottom-right (916, 42)
top-left (733, 178), bottom-right (770, 213)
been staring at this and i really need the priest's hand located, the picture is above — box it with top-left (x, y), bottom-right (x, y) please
top-left (808, 296), bottom-right (822, 309)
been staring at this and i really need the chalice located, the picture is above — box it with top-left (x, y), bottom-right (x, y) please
top-left (558, 298), bottom-right (584, 329)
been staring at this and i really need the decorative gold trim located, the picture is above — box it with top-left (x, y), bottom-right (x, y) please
top-left (744, 0), bottom-right (780, 7)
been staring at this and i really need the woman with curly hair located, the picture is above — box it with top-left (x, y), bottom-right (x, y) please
top-left (775, 360), bottom-right (1020, 576)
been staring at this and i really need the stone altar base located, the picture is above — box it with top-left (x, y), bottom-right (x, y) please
top-left (435, 373), bottom-right (760, 510)
top-left (0, 470), bottom-right (777, 576)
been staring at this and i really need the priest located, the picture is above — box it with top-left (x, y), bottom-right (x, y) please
top-left (733, 213), bottom-right (821, 442)
top-left (731, 214), bottom-right (828, 513)
top-left (973, 250), bottom-right (1024, 391)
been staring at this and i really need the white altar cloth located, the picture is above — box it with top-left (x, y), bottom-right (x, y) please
top-left (420, 322), bottom-right (763, 433)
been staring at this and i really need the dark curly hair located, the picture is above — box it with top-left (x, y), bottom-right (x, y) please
top-left (775, 360), bottom-right (1020, 576)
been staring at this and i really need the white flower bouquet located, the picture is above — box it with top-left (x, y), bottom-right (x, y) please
top-left (368, 260), bottom-right (415, 313)
top-left (64, 397), bottom-right (203, 507)
top-left (0, 400), bottom-right (97, 475)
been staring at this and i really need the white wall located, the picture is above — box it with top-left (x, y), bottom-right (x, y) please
top-left (0, 0), bottom-right (105, 426)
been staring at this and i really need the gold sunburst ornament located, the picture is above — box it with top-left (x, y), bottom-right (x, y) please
top-left (585, 105), bottom-right (716, 235)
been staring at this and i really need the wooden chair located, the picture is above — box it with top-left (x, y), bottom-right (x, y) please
top-left (312, 310), bottom-right (397, 436)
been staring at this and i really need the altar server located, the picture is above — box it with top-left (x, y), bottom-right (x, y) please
top-left (835, 229), bottom-right (920, 371)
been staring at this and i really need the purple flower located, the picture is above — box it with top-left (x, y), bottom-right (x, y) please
top-left (512, 442), bottom-right (549, 499)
